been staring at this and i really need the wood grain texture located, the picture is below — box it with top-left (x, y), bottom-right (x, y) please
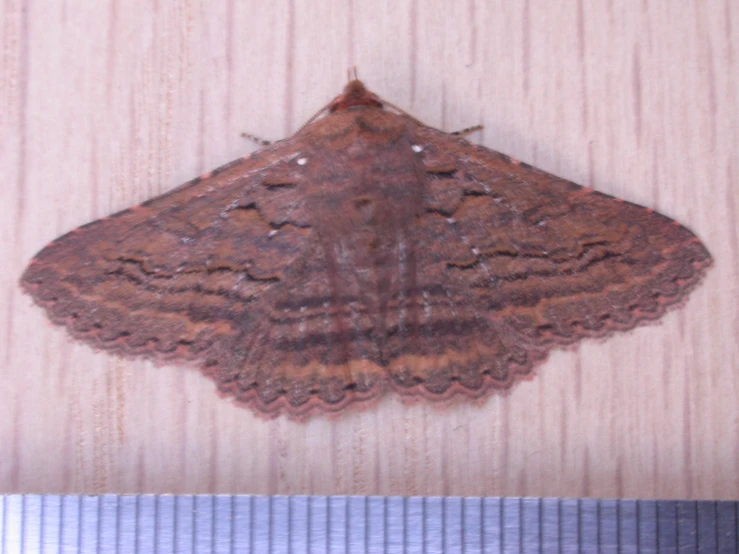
top-left (1, 0), bottom-right (737, 499)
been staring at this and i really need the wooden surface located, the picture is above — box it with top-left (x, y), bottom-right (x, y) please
top-left (1, 1), bottom-right (737, 499)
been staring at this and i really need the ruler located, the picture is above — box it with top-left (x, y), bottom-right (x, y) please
top-left (1, 494), bottom-right (737, 553)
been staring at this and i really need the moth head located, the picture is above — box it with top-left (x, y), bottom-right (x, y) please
top-left (328, 80), bottom-right (383, 112)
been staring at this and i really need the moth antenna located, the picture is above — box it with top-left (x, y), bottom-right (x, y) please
top-left (240, 132), bottom-right (271, 146)
top-left (450, 124), bottom-right (484, 137)
top-left (377, 98), bottom-right (427, 128)
top-left (293, 77), bottom-right (442, 136)
top-left (294, 103), bottom-right (335, 134)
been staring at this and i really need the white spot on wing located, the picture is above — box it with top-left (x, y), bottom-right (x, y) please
top-left (411, 145), bottom-right (423, 153)
top-left (298, 307), bottom-right (307, 337)
top-left (297, 157), bottom-right (307, 165)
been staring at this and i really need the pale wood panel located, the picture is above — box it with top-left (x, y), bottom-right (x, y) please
top-left (1, 0), bottom-right (737, 499)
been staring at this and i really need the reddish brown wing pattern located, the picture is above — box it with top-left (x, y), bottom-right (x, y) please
top-left (20, 141), bottom-right (317, 380)
top-left (20, 80), bottom-right (712, 418)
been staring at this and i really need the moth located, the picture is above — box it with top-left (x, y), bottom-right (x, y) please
top-left (21, 77), bottom-right (712, 418)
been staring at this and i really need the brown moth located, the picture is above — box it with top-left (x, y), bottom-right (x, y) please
top-left (21, 78), bottom-right (712, 418)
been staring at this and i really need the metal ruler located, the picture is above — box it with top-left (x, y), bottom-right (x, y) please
top-left (1, 494), bottom-right (737, 553)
